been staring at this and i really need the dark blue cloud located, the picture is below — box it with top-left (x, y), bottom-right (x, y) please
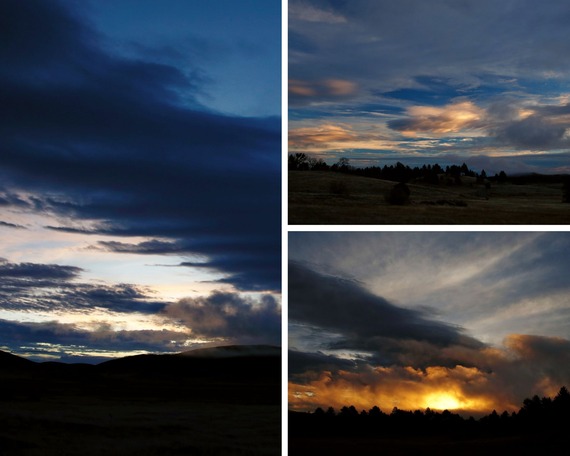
top-left (289, 261), bottom-right (483, 358)
top-left (0, 221), bottom-right (26, 229)
top-left (381, 75), bottom-right (509, 107)
top-left (0, 319), bottom-right (191, 362)
top-left (0, 259), bottom-right (165, 314)
top-left (382, 76), bottom-right (464, 106)
top-left (0, 260), bottom-right (81, 280)
top-left (0, 0), bottom-right (280, 292)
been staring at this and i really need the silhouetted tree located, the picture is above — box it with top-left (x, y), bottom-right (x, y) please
top-left (333, 157), bottom-right (351, 173)
top-left (368, 406), bottom-right (383, 418)
top-left (498, 170), bottom-right (508, 183)
top-left (288, 153), bottom-right (309, 170)
top-left (314, 407), bottom-right (325, 416)
top-left (339, 405), bottom-right (359, 418)
top-left (289, 385), bottom-right (570, 443)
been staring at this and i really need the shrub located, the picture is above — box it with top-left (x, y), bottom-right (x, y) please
top-left (386, 182), bottom-right (410, 205)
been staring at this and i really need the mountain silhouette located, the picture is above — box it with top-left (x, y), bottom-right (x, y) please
top-left (0, 345), bottom-right (280, 403)
top-left (0, 349), bottom-right (35, 369)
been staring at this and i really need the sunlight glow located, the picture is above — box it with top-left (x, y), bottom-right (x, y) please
top-left (424, 392), bottom-right (461, 410)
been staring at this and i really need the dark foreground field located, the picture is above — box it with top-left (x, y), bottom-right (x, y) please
top-left (289, 171), bottom-right (570, 224)
top-left (289, 433), bottom-right (565, 456)
top-left (0, 346), bottom-right (281, 456)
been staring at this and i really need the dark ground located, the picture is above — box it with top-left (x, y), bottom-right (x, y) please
top-left (289, 171), bottom-right (570, 224)
top-left (0, 349), bottom-right (281, 456)
top-left (289, 433), bottom-right (566, 456)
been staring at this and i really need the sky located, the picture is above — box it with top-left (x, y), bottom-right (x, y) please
top-left (0, 0), bottom-right (281, 362)
top-left (289, 0), bottom-right (570, 175)
top-left (289, 232), bottom-right (570, 416)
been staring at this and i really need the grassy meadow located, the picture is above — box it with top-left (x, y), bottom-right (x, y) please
top-left (289, 171), bottom-right (570, 224)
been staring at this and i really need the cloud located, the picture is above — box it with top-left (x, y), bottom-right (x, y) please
top-left (290, 0), bottom-right (570, 91)
top-left (289, 349), bottom-right (357, 375)
top-left (163, 291), bottom-right (281, 345)
top-left (289, 363), bottom-right (499, 414)
top-left (289, 0), bottom-right (570, 167)
top-left (97, 240), bottom-right (184, 255)
top-left (288, 252), bottom-right (570, 414)
top-left (504, 334), bottom-right (570, 388)
top-left (289, 261), bottom-right (483, 364)
top-left (289, 334), bottom-right (570, 415)
top-left (288, 124), bottom-right (359, 151)
top-left (289, 2), bottom-right (347, 24)
top-left (0, 259), bottom-right (165, 315)
top-left (388, 101), bottom-right (486, 135)
top-left (0, 259), bottom-right (82, 280)
top-left (0, 221), bottom-right (26, 229)
top-left (289, 78), bottom-right (358, 105)
top-left (494, 115), bottom-right (568, 150)
top-left (0, 0), bottom-right (280, 293)
top-left (0, 319), bottom-right (192, 361)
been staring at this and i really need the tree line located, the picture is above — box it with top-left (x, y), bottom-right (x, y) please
top-left (289, 386), bottom-right (570, 439)
top-left (288, 153), bottom-right (507, 185)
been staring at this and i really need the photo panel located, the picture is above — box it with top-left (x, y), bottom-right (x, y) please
top-left (0, 0), bottom-right (282, 454)
top-left (288, 231), bottom-right (570, 453)
top-left (288, 0), bottom-right (570, 225)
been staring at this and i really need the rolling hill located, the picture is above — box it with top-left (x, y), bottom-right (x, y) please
top-left (0, 345), bottom-right (281, 455)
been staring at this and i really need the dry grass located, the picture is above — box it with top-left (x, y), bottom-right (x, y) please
top-left (289, 171), bottom-right (570, 224)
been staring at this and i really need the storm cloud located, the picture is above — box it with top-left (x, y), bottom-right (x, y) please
top-left (289, 261), bottom-right (482, 360)
top-left (164, 291), bottom-right (281, 346)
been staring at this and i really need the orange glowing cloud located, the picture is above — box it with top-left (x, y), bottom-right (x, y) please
top-left (289, 364), bottom-right (498, 415)
top-left (289, 334), bottom-right (570, 416)
top-left (323, 79), bottom-right (358, 96)
top-left (289, 79), bottom-right (317, 97)
top-left (389, 101), bottom-right (485, 135)
top-left (289, 78), bottom-right (358, 99)
top-left (289, 124), bottom-right (356, 145)
top-left (288, 123), bottom-right (394, 152)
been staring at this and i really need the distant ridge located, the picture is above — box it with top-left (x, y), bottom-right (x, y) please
top-left (0, 345), bottom-right (280, 403)
top-left (0, 344), bottom-right (281, 366)
top-left (95, 344), bottom-right (281, 381)
top-left (178, 344), bottom-right (281, 358)
top-left (0, 349), bottom-right (34, 368)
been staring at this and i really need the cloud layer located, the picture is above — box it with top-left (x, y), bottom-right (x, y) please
top-left (0, 257), bottom-right (280, 360)
top-left (289, 0), bottom-right (570, 173)
top-left (0, 0), bottom-right (281, 293)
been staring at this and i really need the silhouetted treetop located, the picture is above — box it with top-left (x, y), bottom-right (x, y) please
top-left (288, 154), bottom-right (509, 186)
top-left (290, 386), bottom-right (570, 439)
